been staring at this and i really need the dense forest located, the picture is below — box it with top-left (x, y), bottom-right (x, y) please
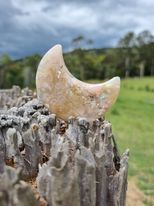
top-left (0, 30), bottom-right (154, 89)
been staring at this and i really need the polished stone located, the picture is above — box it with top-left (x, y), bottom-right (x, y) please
top-left (36, 45), bottom-right (120, 121)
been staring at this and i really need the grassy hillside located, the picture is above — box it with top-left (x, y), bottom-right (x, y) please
top-left (106, 77), bottom-right (154, 201)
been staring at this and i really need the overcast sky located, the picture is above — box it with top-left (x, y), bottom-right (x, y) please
top-left (0, 0), bottom-right (154, 58)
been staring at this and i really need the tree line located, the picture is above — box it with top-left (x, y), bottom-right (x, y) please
top-left (0, 30), bottom-right (154, 89)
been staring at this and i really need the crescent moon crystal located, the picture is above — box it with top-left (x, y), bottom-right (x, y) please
top-left (36, 44), bottom-right (120, 121)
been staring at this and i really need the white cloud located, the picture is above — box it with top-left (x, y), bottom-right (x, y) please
top-left (12, 1), bottom-right (99, 32)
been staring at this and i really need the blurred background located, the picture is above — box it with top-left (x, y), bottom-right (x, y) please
top-left (0, 0), bottom-right (154, 205)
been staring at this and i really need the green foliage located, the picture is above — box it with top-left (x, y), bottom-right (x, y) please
top-left (64, 50), bottom-right (106, 81)
top-left (0, 54), bottom-right (41, 89)
top-left (0, 30), bottom-right (154, 89)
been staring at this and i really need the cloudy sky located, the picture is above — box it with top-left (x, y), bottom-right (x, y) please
top-left (0, 0), bottom-right (154, 59)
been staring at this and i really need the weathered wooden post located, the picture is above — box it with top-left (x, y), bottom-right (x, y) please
top-left (0, 44), bottom-right (129, 206)
top-left (0, 92), bottom-right (129, 206)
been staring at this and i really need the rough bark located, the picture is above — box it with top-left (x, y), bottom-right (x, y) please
top-left (0, 87), bottom-right (129, 206)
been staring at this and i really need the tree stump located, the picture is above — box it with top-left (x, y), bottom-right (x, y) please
top-left (0, 91), bottom-right (129, 206)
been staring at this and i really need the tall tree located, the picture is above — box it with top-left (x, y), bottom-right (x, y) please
top-left (118, 32), bottom-right (136, 77)
top-left (136, 30), bottom-right (154, 77)
top-left (72, 35), bottom-right (84, 49)
top-left (22, 54), bottom-right (41, 88)
top-left (0, 54), bottom-right (12, 88)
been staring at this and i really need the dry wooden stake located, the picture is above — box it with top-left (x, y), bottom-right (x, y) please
top-left (0, 87), bottom-right (129, 206)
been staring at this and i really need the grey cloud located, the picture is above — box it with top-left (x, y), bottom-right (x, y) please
top-left (0, 0), bottom-right (154, 58)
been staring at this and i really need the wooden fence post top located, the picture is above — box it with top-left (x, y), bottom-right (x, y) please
top-left (0, 87), bottom-right (129, 206)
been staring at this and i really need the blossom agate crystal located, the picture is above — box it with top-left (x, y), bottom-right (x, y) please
top-left (36, 44), bottom-right (120, 121)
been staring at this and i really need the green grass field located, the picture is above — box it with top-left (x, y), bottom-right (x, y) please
top-left (106, 77), bottom-right (154, 201)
